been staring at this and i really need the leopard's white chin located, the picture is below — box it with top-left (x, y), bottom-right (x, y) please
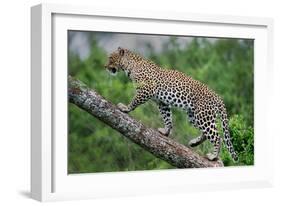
top-left (107, 70), bottom-right (117, 76)
top-left (109, 72), bottom-right (117, 76)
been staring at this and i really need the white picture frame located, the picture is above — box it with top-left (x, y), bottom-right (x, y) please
top-left (31, 3), bottom-right (274, 202)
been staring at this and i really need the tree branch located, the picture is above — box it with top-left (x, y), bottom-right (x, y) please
top-left (68, 76), bottom-right (223, 168)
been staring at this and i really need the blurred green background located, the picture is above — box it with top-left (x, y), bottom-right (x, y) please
top-left (68, 31), bottom-right (254, 173)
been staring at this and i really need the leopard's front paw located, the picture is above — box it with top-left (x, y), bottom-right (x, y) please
top-left (158, 128), bottom-right (170, 136)
top-left (117, 103), bottom-right (130, 113)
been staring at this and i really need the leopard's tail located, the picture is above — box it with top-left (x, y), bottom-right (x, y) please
top-left (218, 100), bottom-right (238, 161)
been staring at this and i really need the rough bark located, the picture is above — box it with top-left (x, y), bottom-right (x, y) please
top-left (68, 76), bottom-right (223, 168)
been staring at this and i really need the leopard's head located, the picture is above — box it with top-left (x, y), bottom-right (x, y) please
top-left (104, 47), bottom-right (126, 76)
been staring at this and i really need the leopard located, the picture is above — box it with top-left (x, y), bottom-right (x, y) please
top-left (104, 47), bottom-right (238, 161)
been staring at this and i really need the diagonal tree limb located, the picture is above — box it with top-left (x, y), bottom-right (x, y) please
top-left (68, 76), bottom-right (223, 168)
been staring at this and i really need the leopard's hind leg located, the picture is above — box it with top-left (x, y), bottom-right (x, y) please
top-left (188, 135), bottom-right (206, 147)
top-left (205, 130), bottom-right (222, 161)
top-left (202, 121), bottom-right (222, 161)
top-left (194, 107), bottom-right (222, 161)
top-left (187, 107), bottom-right (207, 147)
top-left (157, 102), bottom-right (172, 136)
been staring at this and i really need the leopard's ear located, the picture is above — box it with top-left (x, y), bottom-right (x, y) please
top-left (118, 47), bottom-right (125, 56)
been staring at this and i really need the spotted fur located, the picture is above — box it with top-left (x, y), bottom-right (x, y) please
top-left (105, 47), bottom-right (238, 161)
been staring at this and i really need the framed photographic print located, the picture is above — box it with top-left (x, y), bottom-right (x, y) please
top-left (31, 3), bottom-right (274, 201)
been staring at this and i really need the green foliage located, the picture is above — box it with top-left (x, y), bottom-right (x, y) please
top-left (220, 115), bottom-right (254, 166)
top-left (68, 35), bottom-right (254, 173)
